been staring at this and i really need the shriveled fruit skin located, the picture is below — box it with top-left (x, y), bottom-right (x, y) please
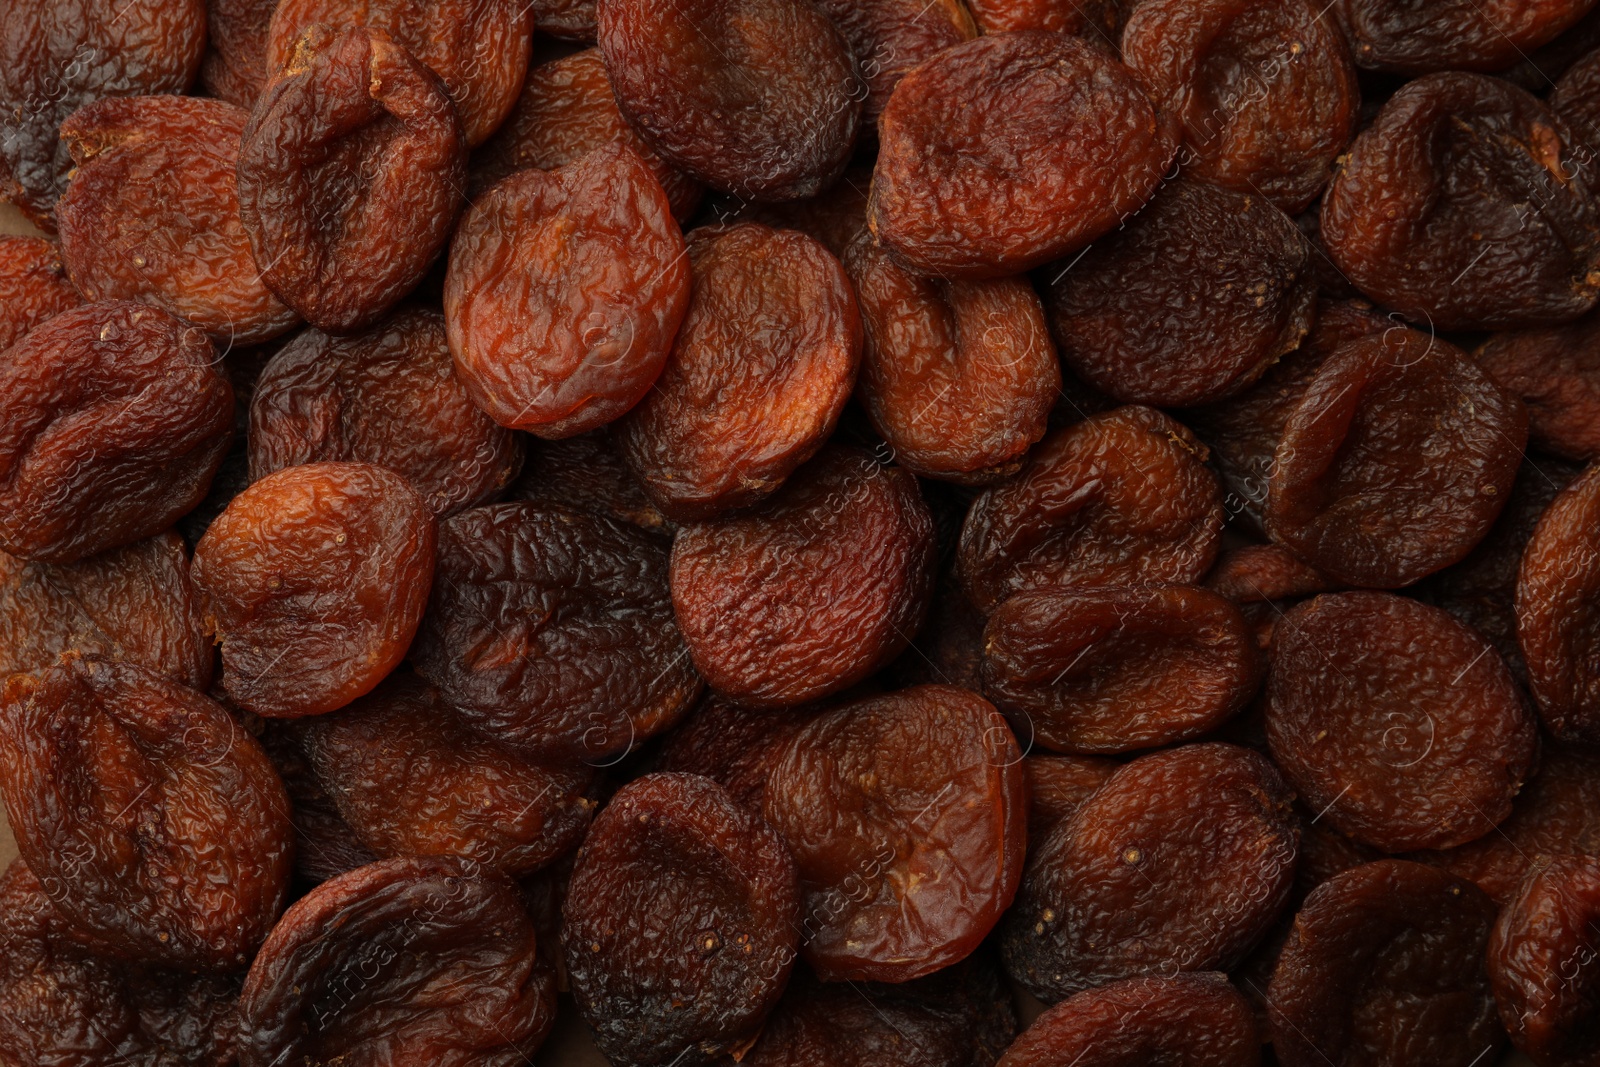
top-left (1337, 0), bottom-right (1599, 73)
top-left (1321, 72), bottom-right (1600, 330)
top-left (1001, 743), bottom-right (1297, 1002)
top-left (1518, 463), bottom-right (1600, 743)
top-left (0, 300), bottom-right (234, 565)
top-left (0, 532), bottom-right (211, 690)
top-left (845, 230), bottom-right (1058, 484)
top-left (0, 657), bottom-right (292, 971)
top-left (1123, 0), bottom-right (1358, 213)
top-left (1267, 592), bottom-right (1538, 853)
top-left (260, 724), bottom-right (379, 885)
top-left (0, 0), bottom-right (206, 230)
top-left (265, 0), bottom-right (532, 147)
top-left (299, 674), bottom-right (595, 875)
top-left (470, 48), bottom-right (702, 221)
top-left (670, 446), bottom-right (935, 708)
top-left (1270, 860), bottom-right (1503, 1067)
top-left (510, 430), bottom-right (674, 538)
top-left (982, 584), bottom-right (1260, 755)
top-left (445, 142), bottom-right (691, 438)
top-left (237, 855), bottom-right (556, 1066)
top-left (964, 0), bottom-right (1127, 37)
top-left (1489, 855), bottom-right (1600, 1067)
top-left (762, 685), bottom-right (1026, 982)
top-left (719, 162), bottom-right (875, 259)
top-left (563, 773), bottom-right (799, 1067)
top-left (1204, 542), bottom-right (1337, 649)
top-left (1024, 754), bottom-right (1117, 839)
top-left (869, 32), bottom-right (1178, 279)
top-left (1044, 180), bottom-right (1316, 406)
top-left (1478, 310), bottom-right (1600, 462)
top-left (531, 0), bottom-right (598, 39)
top-left (1555, 44), bottom-right (1600, 161)
top-left (597, 0), bottom-right (862, 202)
top-left (412, 502), bottom-right (701, 761)
top-left (618, 223), bottom-right (861, 521)
top-left (193, 462), bottom-right (436, 718)
top-left (814, 0), bottom-right (976, 128)
top-left (958, 406), bottom-right (1224, 615)
top-left (0, 236), bottom-right (80, 352)
top-left (998, 973), bottom-right (1259, 1067)
top-left (248, 308), bottom-right (523, 516)
top-left (58, 95), bottom-right (298, 346)
top-left (655, 697), bottom-right (813, 811)
top-left (200, 0), bottom-right (278, 108)
top-left (237, 25), bottom-right (467, 334)
top-left (1265, 327), bottom-right (1527, 589)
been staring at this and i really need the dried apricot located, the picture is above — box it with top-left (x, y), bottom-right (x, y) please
top-left (1337, 0), bottom-right (1598, 73)
top-left (655, 697), bottom-right (813, 811)
top-left (259, 724), bottom-right (378, 885)
top-left (509, 430), bottom-right (673, 537)
top-left (200, 0), bottom-right (277, 107)
top-left (1555, 43), bottom-right (1600, 161)
top-left (0, 236), bottom-right (80, 352)
top-left (1518, 463), bottom-right (1600, 743)
top-left (1204, 542), bottom-right (1336, 649)
top-left (963, 0), bottom-right (1127, 38)
top-left (815, 0), bottom-right (976, 129)
top-left (1478, 310), bottom-right (1600, 462)
top-left (1025, 754), bottom-right (1117, 839)
top-left (531, 0), bottom-right (597, 39)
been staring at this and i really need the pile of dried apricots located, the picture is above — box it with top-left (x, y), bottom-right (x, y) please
top-left (3, 0), bottom-right (1600, 1064)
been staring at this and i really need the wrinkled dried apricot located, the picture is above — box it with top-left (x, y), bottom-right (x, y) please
top-left (1337, 0), bottom-right (1598, 73)
top-left (531, 0), bottom-right (597, 39)
top-left (816, 0), bottom-right (975, 128)
top-left (1489, 854), bottom-right (1600, 1066)
top-left (963, 0), bottom-right (1126, 37)
top-left (200, 0), bottom-right (277, 107)
top-left (259, 724), bottom-right (378, 885)
top-left (1555, 43), bottom-right (1600, 161)
top-left (655, 697), bottom-right (812, 811)
top-left (1025, 754), bottom-right (1117, 839)
top-left (0, 236), bottom-right (79, 352)
top-left (1204, 542), bottom-right (1336, 649)
top-left (510, 430), bottom-right (673, 537)
top-left (1518, 462), bottom-right (1600, 743)
top-left (1478, 309), bottom-right (1600, 462)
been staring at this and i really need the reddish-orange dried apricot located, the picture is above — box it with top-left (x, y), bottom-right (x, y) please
top-left (1204, 542), bottom-right (1337, 649)
top-left (1518, 463), bottom-right (1600, 743)
top-left (200, 0), bottom-right (277, 108)
top-left (1489, 854), bottom-right (1600, 1066)
top-left (0, 236), bottom-right (79, 352)
top-left (963, 0), bottom-right (1127, 37)
top-left (1025, 754), bottom-right (1117, 839)
top-left (531, 0), bottom-right (597, 39)
top-left (815, 0), bottom-right (976, 128)
top-left (1478, 310), bottom-right (1600, 462)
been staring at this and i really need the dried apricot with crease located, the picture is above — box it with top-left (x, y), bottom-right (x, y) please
top-left (1477, 310), bottom-right (1600, 462)
top-left (1518, 462), bottom-right (1600, 743)
top-left (200, 0), bottom-right (277, 108)
top-left (0, 236), bottom-right (80, 352)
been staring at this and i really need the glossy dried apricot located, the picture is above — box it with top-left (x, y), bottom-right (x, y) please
top-left (654, 697), bottom-right (812, 811)
top-left (445, 141), bottom-right (691, 438)
top-left (510, 430), bottom-right (673, 537)
top-left (1555, 42), bottom-right (1600, 161)
top-left (1518, 463), bottom-right (1600, 743)
top-left (200, 0), bottom-right (277, 107)
top-left (870, 31), bottom-right (1178, 278)
top-left (671, 446), bottom-right (935, 708)
top-left (963, 0), bottom-right (1127, 37)
top-left (0, 236), bottom-right (79, 352)
top-left (259, 724), bottom-right (378, 885)
top-left (1337, 0), bottom-right (1598, 73)
top-left (1204, 542), bottom-right (1336, 649)
top-left (193, 461), bottom-right (436, 718)
top-left (531, 0), bottom-right (597, 39)
top-left (1024, 754), bottom-right (1117, 839)
top-left (1478, 309), bottom-right (1600, 462)
top-left (815, 0), bottom-right (975, 128)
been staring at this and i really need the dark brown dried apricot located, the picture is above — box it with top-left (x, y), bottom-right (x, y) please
top-left (0, 657), bottom-right (291, 970)
top-left (982, 584), bottom-right (1260, 755)
top-left (1269, 859), bottom-right (1502, 1067)
top-left (963, 0), bottom-right (1127, 37)
top-left (845, 230), bottom-right (1057, 483)
top-left (1518, 463), bottom-right (1600, 743)
top-left (716, 162), bottom-right (874, 259)
top-left (1337, 0), bottom-right (1598, 73)
top-left (200, 0), bottom-right (277, 108)
top-left (0, 0), bottom-right (206, 229)
top-left (0, 236), bottom-right (79, 352)
top-left (237, 854), bottom-right (555, 1065)
top-left (671, 446), bottom-right (934, 708)
top-left (445, 141), bottom-right (690, 438)
top-left (1267, 592), bottom-right (1538, 852)
top-left (238, 25), bottom-right (467, 334)
top-left (1025, 754), bottom-right (1117, 839)
top-left (0, 300), bottom-right (233, 565)
top-left (957, 406), bottom-right (1224, 615)
top-left (1321, 72), bottom-right (1600, 330)
top-left (1204, 542), bottom-right (1337, 649)
top-left (1265, 327), bottom-right (1528, 588)
top-left (815, 0), bottom-right (976, 129)
top-left (510, 429), bottom-right (673, 537)
top-left (1044, 180), bottom-right (1317, 406)
top-left (870, 31), bottom-right (1178, 279)
top-left (1489, 854), bottom-right (1600, 1066)
top-left (248, 308), bottom-right (522, 516)
top-left (259, 723), bottom-right (379, 885)
top-left (618, 223), bottom-right (860, 520)
top-left (412, 501), bottom-right (701, 760)
top-left (193, 461), bottom-right (436, 718)
top-left (1555, 43), bottom-right (1600, 162)
top-left (1002, 742), bottom-right (1296, 1002)
top-left (563, 772), bottom-right (799, 1067)
top-left (655, 697), bottom-right (812, 811)
top-left (998, 973), bottom-right (1259, 1067)
top-left (1478, 309), bottom-right (1600, 462)
top-left (597, 0), bottom-right (861, 201)
top-left (762, 684), bottom-right (1026, 982)
top-left (58, 96), bottom-right (298, 346)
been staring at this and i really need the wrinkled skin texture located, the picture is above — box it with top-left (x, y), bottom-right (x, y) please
top-left (998, 973), bottom-right (1259, 1067)
top-left (815, 0), bottom-right (976, 128)
top-left (0, 0), bottom-right (206, 230)
top-left (870, 32), bottom-right (1178, 279)
top-left (445, 142), bottom-right (691, 438)
top-left (249, 308), bottom-right (523, 516)
top-left (655, 697), bottom-right (813, 811)
top-left (298, 674), bottom-right (595, 875)
top-left (58, 96), bottom-right (298, 346)
top-left (1337, 0), bottom-right (1599, 73)
top-left (846, 230), bottom-right (1058, 483)
top-left (619, 224), bottom-right (861, 520)
top-left (1002, 743), bottom-right (1297, 1002)
top-left (1204, 542), bottom-right (1336, 649)
top-left (531, 0), bottom-right (597, 39)
top-left (0, 300), bottom-right (233, 564)
top-left (958, 406), bottom-right (1224, 615)
top-left (982, 584), bottom-right (1260, 755)
top-left (193, 462), bottom-right (436, 718)
top-left (1265, 327), bottom-right (1528, 588)
top-left (266, 0), bottom-right (532, 146)
top-left (470, 48), bottom-right (702, 221)
top-left (1478, 309), bottom-right (1600, 462)
top-left (1270, 860), bottom-right (1503, 1067)
top-left (564, 773), bottom-right (799, 1067)
top-left (1268, 592), bottom-right (1538, 853)
top-left (1045, 180), bottom-right (1316, 406)
top-left (889, 567), bottom-right (989, 693)
top-left (237, 855), bottom-right (556, 1066)
top-left (1322, 72), bottom-right (1600, 330)
top-left (1555, 44), bottom-right (1600, 161)
top-left (719, 162), bottom-right (874, 259)
top-left (238, 26), bottom-right (467, 334)
top-left (964, 0), bottom-right (1127, 37)
top-left (0, 236), bottom-right (80, 351)
top-left (1123, 0), bottom-right (1359, 213)
top-left (0, 658), bottom-right (292, 970)
top-left (200, 0), bottom-right (277, 107)
top-left (1025, 754), bottom-right (1117, 839)
top-left (671, 446), bottom-right (935, 708)
top-left (597, 0), bottom-right (861, 201)
top-left (413, 502), bottom-right (701, 761)
top-left (1489, 855), bottom-right (1600, 1066)
top-left (762, 685), bottom-right (1026, 982)
top-left (260, 724), bottom-right (380, 885)
top-left (510, 430), bottom-right (673, 537)
top-left (0, 532), bottom-right (211, 690)
top-left (1518, 463), bottom-right (1600, 743)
